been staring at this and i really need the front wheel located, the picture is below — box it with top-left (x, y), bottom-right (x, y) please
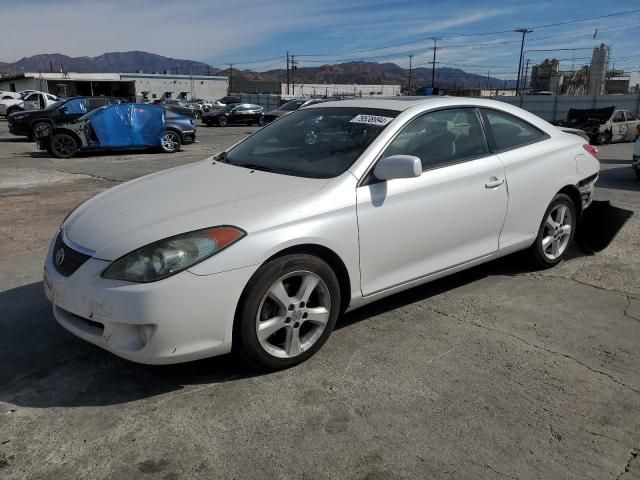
top-left (193, 111), bottom-right (202, 119)
top-left (218, 116), bottom-right (228, 127)
top-left (235, 254), bottom-right (341, 370)
top-left (160, 130), bottom-right (181, 153)
top-left (50, 133), bottom-right (78, 158)
top-left (31, 122), bottom-right (52, 141)
top-left (597, 130), bottom-right (612, 145)
top-left (529, 193), bottom-right (576, 268)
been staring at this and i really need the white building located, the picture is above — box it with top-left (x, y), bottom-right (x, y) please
top-left (0, 72), bottom-right (229, 101)
top-left (282, 82), bottom-right (401, 99)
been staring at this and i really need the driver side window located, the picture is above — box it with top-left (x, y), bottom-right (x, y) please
top-left (382, 108), bottom-right (489, 170)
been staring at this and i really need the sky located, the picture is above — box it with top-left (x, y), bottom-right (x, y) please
top-left (2, 0), bottom-right (640, 84)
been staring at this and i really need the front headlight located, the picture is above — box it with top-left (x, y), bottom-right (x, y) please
top-left (102, 226), bottom-right (246, 283)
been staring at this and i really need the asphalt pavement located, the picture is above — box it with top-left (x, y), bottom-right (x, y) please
top-left (0, 118), bottom-right (639, 480)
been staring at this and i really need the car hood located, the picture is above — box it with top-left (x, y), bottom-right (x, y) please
top-left (64, 160), bottom-right (329, 260)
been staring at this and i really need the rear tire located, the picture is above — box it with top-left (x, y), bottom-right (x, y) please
top-left (50, 133), bottom-right (78, 159)
top-left (160, 130), bottom-right (181, 153)
top-left (528, 193), bottom-right (576, 269)
top-left (235, 254), bottom-right (341, 371)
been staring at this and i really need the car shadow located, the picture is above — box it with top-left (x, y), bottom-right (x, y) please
top-left (0, 243), bottom-right (595, 410)
top-left (0, 137), bottom-right (30, 143)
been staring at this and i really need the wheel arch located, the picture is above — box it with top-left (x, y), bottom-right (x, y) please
top-left (51, 128), bottom-right (82, 146)
top-left (232, 242), bottom-right (352, 342)
top-left (165, 127), bottom-right (184, 142)
top-left (557, 184), bottom-right (582, 218)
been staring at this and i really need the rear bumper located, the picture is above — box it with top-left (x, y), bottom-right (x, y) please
top-left (578, 173), bottom-right (598, 210)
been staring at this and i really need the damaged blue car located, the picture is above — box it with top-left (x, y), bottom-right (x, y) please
top-left (38, 102), bottom-right (196, 158)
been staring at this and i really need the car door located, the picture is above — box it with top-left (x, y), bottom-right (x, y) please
top-left (22, 93), bottom-right (41, 111)
top-left (611, 111), bottom-right (627, 142)
top-left (356, 107), bottom-right (508, 296)
top-left (624, 111), bottom-right (640, 141)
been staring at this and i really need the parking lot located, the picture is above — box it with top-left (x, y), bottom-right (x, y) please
top-left (1, 117), bottom-right (639, 479)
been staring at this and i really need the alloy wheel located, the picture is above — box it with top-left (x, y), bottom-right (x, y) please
top-left (33, 123), bottom-right (51, 139)
top-left (161, 132), bottom-right (179, 152)
top-left (256, 270), bottom-right (331, 359)
top-left (541, 204), bottom-right (572, 260)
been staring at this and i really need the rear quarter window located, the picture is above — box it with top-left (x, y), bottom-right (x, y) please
top-left (481, 109), bottom-right (547, 151)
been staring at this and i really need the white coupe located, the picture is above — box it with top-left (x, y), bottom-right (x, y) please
top-left (44, 97), bottom-right (600, 369)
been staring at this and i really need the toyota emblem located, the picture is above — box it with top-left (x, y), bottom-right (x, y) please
top-left (55, 247), bottom-right (65, 266)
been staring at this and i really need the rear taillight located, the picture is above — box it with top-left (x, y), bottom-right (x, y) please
top-left (583, 144), bottom-right (599, 161)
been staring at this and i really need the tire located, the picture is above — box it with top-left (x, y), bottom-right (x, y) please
top-left (235, 254), bottom-right (341, 370)
top-left (50, 133), bottom-right (78, 159)
top-left (218, 116), bottom-right (228, 127)
top-left (193, 111), bottom-right (202, 119)
top-left (597, 130), bottom-right (612, 145)
top-left (160, 130), bottom-right (181, 153)
top-left (31, 122), bottom-right (51, 141)
top-left (528, 193), bottom-right (576, 269)
top-left (257, 116), bottom-right (265, 126)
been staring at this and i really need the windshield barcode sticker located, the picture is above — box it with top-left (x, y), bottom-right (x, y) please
top-left (350, 114), bottom-right (394, 126)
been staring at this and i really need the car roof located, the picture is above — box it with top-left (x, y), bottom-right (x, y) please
top-left (306, 96), bottom-right (530, 112)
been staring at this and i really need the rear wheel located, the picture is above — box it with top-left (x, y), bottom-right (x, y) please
top-left (529, 193), bottom-right (576, 268)
top-left (235, 254), bottom-right (341, 370)
top-left (50, 133), bottom-right (78, 159)
top-left (160, 130), bottom-right (181, 153)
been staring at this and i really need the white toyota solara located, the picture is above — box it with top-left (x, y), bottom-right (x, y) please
top-left (44, 97), bottom-right (600, 369)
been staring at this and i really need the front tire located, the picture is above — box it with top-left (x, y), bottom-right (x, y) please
top-left (235, 254), bottom-right (341, 370)
top-left (160, 130), bottom-right (181, 153)
top-left (529, 193), bottom-right (576, 269)
top-left (218, 116), bottom-right (228, 127)
top-left (50, 133), bottom-right (78, 158)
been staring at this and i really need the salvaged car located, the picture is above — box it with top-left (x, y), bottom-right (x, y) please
top-left (43, 97), bottom-right (599, 369)
top-left (555, 107), bottom-right (640, 145)
top-left (0, 90), bottom-right (58, 117)
top-left (38, 103), bottom-right (195, 158)
top-left (8, 96), bottom-right (126, 140)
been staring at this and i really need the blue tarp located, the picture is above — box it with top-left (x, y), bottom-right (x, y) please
top-left (90, 104), bottom-right (165, 148)
top-left (65, 98), bottom-right (88, 114)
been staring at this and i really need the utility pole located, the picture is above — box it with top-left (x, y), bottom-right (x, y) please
top-left (515, 28), bottom-right (533, 95)
top-left (429, 38), bottom-right (441, 88)
top-left (229, 63), bottom-right (233, 94)
top-left (486, 71), bottom-right (490, 91)
top-left (291, 55), bottom-right (297, 95)
top-left (523, 59), bottom-right (530, 94)
top-left (408, 54), bottom-right (414, 95)
top-left (286, 51), bottom-right (290, 96)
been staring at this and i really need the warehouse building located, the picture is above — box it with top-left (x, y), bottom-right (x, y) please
top-left (0, 72), bottom-right (229, 101)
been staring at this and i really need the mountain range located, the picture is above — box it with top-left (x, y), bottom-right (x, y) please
top-left (0, 51), bottom-right (517, 90)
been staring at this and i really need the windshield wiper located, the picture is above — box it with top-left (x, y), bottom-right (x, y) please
top-left (233, 163), bottom-right (278, 173)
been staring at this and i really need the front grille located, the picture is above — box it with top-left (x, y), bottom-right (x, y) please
top-left (53, 232), bottom-right (91, 277)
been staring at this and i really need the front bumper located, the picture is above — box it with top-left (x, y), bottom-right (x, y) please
top-left (7, 119), bottom-right (28, 136)
top-left (181, 129), bottom-right (196, 144)
top-left (44, 232), bottom-right (258, 364)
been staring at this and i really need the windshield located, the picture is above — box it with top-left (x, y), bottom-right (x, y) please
top-left (279, 100), bottom-right (305, 111)
top-left (223, 107), bottom-right (399, 178)
top-left (222, 103), bottom-right (238, 111)
top-left (44, 100), bottom-right (65, 111)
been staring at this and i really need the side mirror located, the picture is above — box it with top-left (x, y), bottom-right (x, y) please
top-left (373, 155), bottom-right (422, 180)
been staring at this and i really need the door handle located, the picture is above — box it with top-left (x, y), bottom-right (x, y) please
top-left (485, 177), bottom-right (505, 189)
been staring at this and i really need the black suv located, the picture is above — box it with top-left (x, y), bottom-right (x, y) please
top-left (7, 96), bottom-right (127, 140)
